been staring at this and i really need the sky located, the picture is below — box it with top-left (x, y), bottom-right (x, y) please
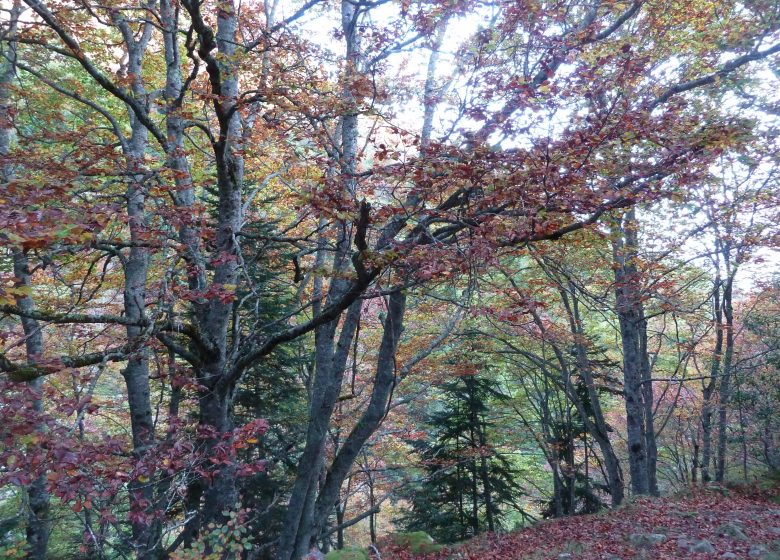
top-left (285, 0), bottom-right (779, 294)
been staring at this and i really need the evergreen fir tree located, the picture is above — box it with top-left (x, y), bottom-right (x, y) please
top-left (230, 215), bottom-right (310, 555)
top-left (401, 375), bottom-right (524, 543)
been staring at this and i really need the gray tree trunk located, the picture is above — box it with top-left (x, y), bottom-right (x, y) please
top-left (478, 418), bottom-right (495, 531)
top-left (165, 0), bottom-right (248, 544)
top-left (276, 288), bottom-right (362, 560)
top-left (564, 286), bottom-right (625, 505)
top-left (110, 9), bottom-right (158, 554)
top-left (2, 7), bottom-right (51, 556)
top-left (277, 5), bottom-right (450, 557)
top-left (701, 276), bottom-right (724, 483)
top-left (305, 290), bottom-right (406, 551)
top-left (641, 332), bottom-right (659, 495)
top-left (277, 4), bottom-right (367, 557)
top-left (716, 268), bottom-right (735, 481)
top-left (12, 253), bottom-right (51, 559)
top-left (528, 278), bottom-right (626, 507)
top-left (611, 208), bottom-right (656, 496)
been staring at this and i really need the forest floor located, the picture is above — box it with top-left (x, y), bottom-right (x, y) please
top-left (383, 483), bottom-right (780, 559)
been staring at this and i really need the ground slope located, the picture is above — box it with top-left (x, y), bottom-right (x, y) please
top-left (384, 486), bottom-right (780, 559)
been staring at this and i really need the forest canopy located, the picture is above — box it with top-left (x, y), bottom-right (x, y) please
top-left (0, 0), bottom-right (779, 558)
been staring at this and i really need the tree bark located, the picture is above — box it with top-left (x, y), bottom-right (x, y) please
top-left (277, 4), bottom-right (369, 557)
top-left (276, 294), bottom-right (362, 560)
top-left (701, 275), bottom-right (724, 483)
top-left (2, 8), bottom-right (51, 556)
top-left (611, 208), bottom-right (656, 496)
top-left (478, 417), bottom-right (495, 532)
top-left (527, 278), bottom-right (626, 507)
top-left (566, 288), bottom-right (626, 505)
top-left (716, 268), bottom-right (735, 481)
top-left (12, 253), bottom-right (51, 559)
top-left (111, 9), bottom-right (158, 553)
top-left (172, 0), bottom-right (247, 542)
top-left (301, 290), bottom-right (406, 557)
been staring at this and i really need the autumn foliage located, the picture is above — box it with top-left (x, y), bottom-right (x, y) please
top-left (1, 0), bottom-right (779, 559)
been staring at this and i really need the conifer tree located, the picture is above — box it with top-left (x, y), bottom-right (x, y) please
top-left (231, 218), bottom-right (309, 553)
top-left (401, 375), bottom-right (523, 543)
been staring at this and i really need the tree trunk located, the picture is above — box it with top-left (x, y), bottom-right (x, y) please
top-left (276, 4), bottom-right (450, 556)
top-left (478, 418), bottom-right (495, 532)
top-left (103, 8), bottom-right (160, 554)
top-left (160, 0), bottom-right (205, 297)
top-left (611, 209), bottom-right (655, 495)
top-left (121, 89), bottom-right (157, 560)
top-left (640, 321), bottom-right (659, 496)
top-left (277, 4), bottom-right (370, 557)
top-left (302, 290), bottom-right (406, 556)
top-left (716, 273), bottom-right (734, 482)
top-left (200, 383), bottom-right (239, 532)
top-left (335, 502), bottom-right (345, 550)
top-left (171, 0), bottom-right (247, 543)
top-left (541, 283), bottom-right (626, 506)
top-left (368, 481), bottom-right (377, 544)
top-left (276, 299), bottom-right (362, 560)
top-left (3, 9), bottom-right (51, 556)
top-left (468, 394), bottom-right (479, 535)
top-left (701, 275), bottom-right (724, 483)
top-left (12, 252), bottom-right (51, 560)
top-left (470, 455), bottom-right (479, 536)
top-left (701, 403), bottom-right (714, 482)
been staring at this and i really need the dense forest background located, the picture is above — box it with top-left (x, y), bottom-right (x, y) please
top-left (0, 0), bottom-right (779, 558)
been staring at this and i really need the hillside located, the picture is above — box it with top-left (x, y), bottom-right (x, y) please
top-left (382, 486), bottom-right (780, 560)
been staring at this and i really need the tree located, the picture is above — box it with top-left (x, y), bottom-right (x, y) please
top-left (611, 208), bottom-right (659, 495)
top-left (693, 146), bottom-right (780, 482)
top-left (401, 374), bottom-right (523, 543)
top-left (739, 280), bottom-right (780, 473)
top-left (1, 4), bottom-right (51, 556)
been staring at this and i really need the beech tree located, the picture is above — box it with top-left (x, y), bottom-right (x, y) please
top-left (696, 149), bottom-right (780, 483)
top-left (1, 4), bottom-right (51, 557)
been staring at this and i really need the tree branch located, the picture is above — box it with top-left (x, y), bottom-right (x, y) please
top-left (0, 346), bottom-right (128, 381)
top-left (21, 0), bottom-right (169, 150)
top-left (649, 41), bottom-right (780, 110)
